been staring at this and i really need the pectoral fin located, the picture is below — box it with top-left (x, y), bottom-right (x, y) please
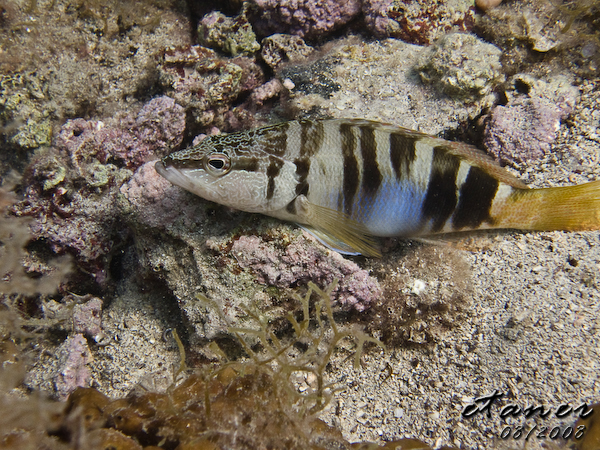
top-left (295, 197), bottom-right (381, 257)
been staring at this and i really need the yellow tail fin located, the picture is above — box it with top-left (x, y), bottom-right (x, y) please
top-left (497, 180), bottom-right (600, 232)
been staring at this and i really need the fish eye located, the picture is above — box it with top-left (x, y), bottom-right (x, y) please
top-left (204, 153), bottom-right (231, 176)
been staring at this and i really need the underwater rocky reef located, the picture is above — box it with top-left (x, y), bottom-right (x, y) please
top-left (1, 0), bottom-right (600, 449)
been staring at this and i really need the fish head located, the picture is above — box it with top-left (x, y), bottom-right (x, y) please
top-left (155, 132), bottom-right (298, 213)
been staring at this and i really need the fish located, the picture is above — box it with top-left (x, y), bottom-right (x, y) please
top-left (155, 118), bottom-right (600, 257)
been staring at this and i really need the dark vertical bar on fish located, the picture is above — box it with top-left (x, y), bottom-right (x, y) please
top-left (452, 166), bottom-right (499, 229)
top-left (389, 132), bottom-right (418, 181)
top-left (421, 146), bottom-right (461, 232)
top-left (340, 123), bottom-right (360, 215)
top-left (359, 125), bottom-right (382, 198)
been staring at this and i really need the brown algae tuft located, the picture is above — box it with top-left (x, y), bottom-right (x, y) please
top-left (363, 242), bottom-right (472, 347)
top-left (0, 278), bottom-right (458, 449)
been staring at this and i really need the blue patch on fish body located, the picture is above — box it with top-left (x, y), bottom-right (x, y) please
top-left (354, 181), bottom-right (426, 236)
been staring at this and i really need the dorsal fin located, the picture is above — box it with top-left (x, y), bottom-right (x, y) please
top-left (433, 139), bottom-right (529, 189)
top-left (330, 118), bottom-right (529, 190)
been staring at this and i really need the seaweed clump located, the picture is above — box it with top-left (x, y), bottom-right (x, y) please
top-left (0, 279), bottom-right (454, 449)
top-left (59, 280), bottom-right (383, 450)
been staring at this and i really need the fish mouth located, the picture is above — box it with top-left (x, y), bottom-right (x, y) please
top-left (154, 159), bottom-right (171, 179)
top-left (154, 160), bottom-right (189, 188)
top-left (154, 160), bottom-right (219, 199)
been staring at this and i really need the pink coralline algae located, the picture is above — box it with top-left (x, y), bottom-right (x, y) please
top-left (99, 96), bottom-right (186, 170)
top-left (362, 0), bottom-right (396, 38)
top-left (12, 96), bottom-right (187, 286)
top-left (483, 96), bottom-right (566, 165)
top-left (16, 151), bottom-right (127, 276)
top-left (72, 296), bottom-right (107, 344)
top-left (14, 125), bottom-right (127, 281)
top-left (119, 161), bottom-right (207, 231)
top-left (362, 0), bottom-right (476, 45)
top-left (53, 334), bottom-right (92, 400)
top-left (230, 233), bottom-right (381, 312)
top-left (248, 0), bottom-right (362, 39)
top-left (250, 79), bottom-right (284, 105)
top-left (52, 96), bottom-right (185, 172)
top-left (132, 97), bottom-right (186, 160)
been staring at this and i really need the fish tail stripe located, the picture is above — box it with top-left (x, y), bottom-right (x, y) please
top-left (266, 156), bottom-right (284, 200)
top-left (389, 132), bottom-right (418, 181)
top-left (421, 146), bottom-right (461, 232)
top-left (452, 166), bottom-right (499, 230)
top-left (359, 125), bottom-right (382, 197)
top-left (294, 157), bottom-right (311, 196)
top-left (340, 123), bottom-right (359, 216)
top-left (300, 120), bottom-right (325, 158)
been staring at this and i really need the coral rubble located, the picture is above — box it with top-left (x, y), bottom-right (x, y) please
top-left (484, 74), bottom-right (580, 166)
top-left (248, 0), bottom-right (362, 39)
top-left (363, 0), bottom-right (476, 44)
top-left (198, 10), bottom-right (261, 56)
top-left (229, 234), bottom-right (381, 312)
top-left (414, 33), bottom-right (504, 100)
top-left (260, 33), bottom-right (315, 69)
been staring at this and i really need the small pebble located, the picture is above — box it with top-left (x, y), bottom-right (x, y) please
top-left (476, 0), bottom-right (503, 11)
top-left (282, 78), bottom-right (295, 90)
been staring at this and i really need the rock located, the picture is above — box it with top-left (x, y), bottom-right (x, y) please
top-left (414, 33), bottom-right (504, 100)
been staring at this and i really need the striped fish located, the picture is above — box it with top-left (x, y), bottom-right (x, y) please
top-left (155, 119), bottom-right (600, 257)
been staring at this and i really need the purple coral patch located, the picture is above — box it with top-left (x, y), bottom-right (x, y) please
top-left (103, 96), bottom-right (186, 169)
top-left (249, 0), bottom-right (362, 38)
top-left (73, 296), bottom-right (105, 343)
top-left (135, 97), bottom-right (186, 154)
top-left (12, 96), bottom-right (187, 286)
top-left (55, 96), bottom-right (185, 172)
top-left (362, 0), bottom-right (396, 38)
top-left (54, 334), bottom-right (92, 400)
top-left (230, 233), bottom-right (381, 312)
top-left (120, 161), bottom-right (207, 230)
top-left (484, 97), bottom-right (564, 165)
